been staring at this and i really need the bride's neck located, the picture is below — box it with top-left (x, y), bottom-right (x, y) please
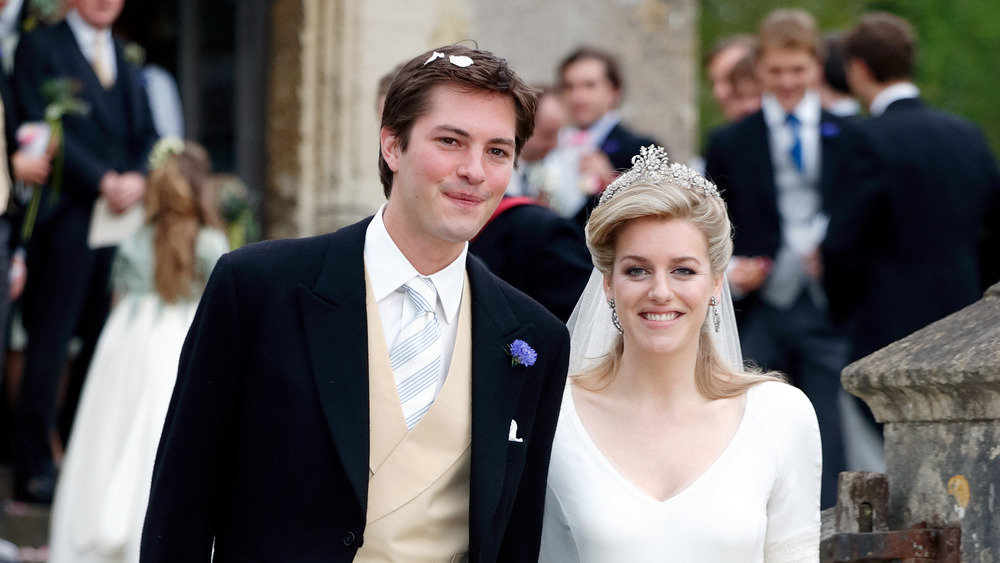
top-left (610, 346), bottom-right (701, 407)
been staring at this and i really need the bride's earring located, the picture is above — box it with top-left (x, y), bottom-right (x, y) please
top-left (710, 296), bottom-right (721, 333)
top-left (608, 299), bottom-right (623, 335)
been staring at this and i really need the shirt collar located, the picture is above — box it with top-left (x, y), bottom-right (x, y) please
top-left (364, 204), bottom-right (467, 324)
top-left (869, 82), bottom-right (920, 117)
top-left (585, 110), bottom-right (621, 146)
top-left (762, 91), bottom-right (821, 128)
top-left (66, 9), bottom-right (113, 56)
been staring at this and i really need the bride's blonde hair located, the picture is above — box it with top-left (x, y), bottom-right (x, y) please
top-left (574, 181), bottom-right (782, 398)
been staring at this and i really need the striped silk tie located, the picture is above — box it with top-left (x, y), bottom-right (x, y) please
top-left (391, 277), bottom-right (441, 430)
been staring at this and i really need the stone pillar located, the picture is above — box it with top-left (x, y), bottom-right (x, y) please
top-left (266, 0), bottom-right (698, 238)
top-left (842, 282), bottom-right (1000, 561)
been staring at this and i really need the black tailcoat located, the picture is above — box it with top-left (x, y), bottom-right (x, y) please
top-left (141, 217), bottom-right (571, 562)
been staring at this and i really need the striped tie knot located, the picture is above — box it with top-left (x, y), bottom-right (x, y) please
top-left (392, 276), bottom-right (442, 430)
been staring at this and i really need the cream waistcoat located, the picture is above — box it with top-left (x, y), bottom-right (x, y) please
top-left (354, 272), bottom-right (472, 562)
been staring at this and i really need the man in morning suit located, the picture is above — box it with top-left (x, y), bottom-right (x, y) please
top-left (703, 9), bottom-right (875, 509)
top-left (141, 45), bottom-right (570, 562)
top-left (822, 12), bottom-right (1000, 362)
top-left (12, 0), bottom-right (157, 502)
top-left (547, 46), bottom-right (658, 228)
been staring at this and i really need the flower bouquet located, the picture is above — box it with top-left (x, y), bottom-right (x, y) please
top-left (213, 174), bottom-right (259, 249)
top-left (20, 78), bottom-right (90, 241)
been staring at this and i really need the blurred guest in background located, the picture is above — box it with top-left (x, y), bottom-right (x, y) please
top-left (824, 12), bottom-right (1000, 363)
top-left (11, 0), bottom-right (157, 503)
top-left (548, 46), bottom-right (658, 227)
top-left (505, 86), bottom-right (567, 202)
top-left (49, 139), bottom-right (227, 563)
top-left (725, 52), bottom-right (762, 121)
top-left (704, 9), bottom-right (876, 508)
top-left (704, 34), bottom-right (755, 121)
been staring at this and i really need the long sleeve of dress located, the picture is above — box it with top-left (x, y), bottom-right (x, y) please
top-left (761, 383), bottom-right (823, 562)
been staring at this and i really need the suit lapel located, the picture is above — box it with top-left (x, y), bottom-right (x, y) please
top-left (819, 110), bottom-right (841, 205)
top-left (747, 113), bottom-right (779, 217)
top-left (467, 258), bottom-right (534, 544)
top-left (296, 219), bottom-right (372, 512)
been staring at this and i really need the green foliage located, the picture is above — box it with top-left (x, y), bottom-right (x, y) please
top-left (700, 0), bottom-right (1000, 156)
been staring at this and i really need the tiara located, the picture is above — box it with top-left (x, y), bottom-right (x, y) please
top-left (598, 145), bottom-right (721, 206)
top-left (148, 136), bottom-right (185, 171)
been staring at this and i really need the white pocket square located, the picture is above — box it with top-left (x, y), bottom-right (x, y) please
top-left (508, 419), bottom-right (524, 443)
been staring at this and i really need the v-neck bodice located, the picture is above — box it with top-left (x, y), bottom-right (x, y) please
top-left (565, 385), bottom-right (748, 505)
top-left (540, 380), bottom-right (822, 563)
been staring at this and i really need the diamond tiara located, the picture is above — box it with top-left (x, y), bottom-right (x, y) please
top-left (598, 145), bottom-right (721, 206)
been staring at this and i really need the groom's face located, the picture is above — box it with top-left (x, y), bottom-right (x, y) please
top-left (380, 84), bottom-right (517, 261)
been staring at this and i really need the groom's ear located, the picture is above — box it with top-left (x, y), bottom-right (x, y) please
top-left (380, 127), bottom-right (401, 173)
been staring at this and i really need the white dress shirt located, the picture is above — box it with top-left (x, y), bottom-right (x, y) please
top-left (66, 9), bottom-right (117, 85)
top-left (364, 204), bottom-right (466, 396)
top-left (0, 0), bottom-right (23, 72)
top-left (869, 82), bottom-right (920, 117)
top-left (760, 91), bottom-right (827, 309)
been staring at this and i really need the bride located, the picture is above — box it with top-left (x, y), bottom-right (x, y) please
top-left (539, 146), bottom-right (821, 562)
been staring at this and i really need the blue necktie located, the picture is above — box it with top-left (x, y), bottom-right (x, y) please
top-left (785, 113), bottom-right (803, 173)
top-left (391, 277), bottom-right (441, 430)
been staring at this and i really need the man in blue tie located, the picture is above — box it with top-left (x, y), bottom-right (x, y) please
top-left (704, 9), bottom-right (876, 509)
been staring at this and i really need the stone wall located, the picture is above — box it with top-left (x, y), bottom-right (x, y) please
top-left (265, 0), bottom-right (698, 238)
top-left (843, 282), bottom-right (1000, 561)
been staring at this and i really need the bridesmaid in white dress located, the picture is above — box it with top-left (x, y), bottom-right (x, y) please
top-left (540, 146), bottom-right (822, 562)
top-left (48, 140), bottom-right (229, 563)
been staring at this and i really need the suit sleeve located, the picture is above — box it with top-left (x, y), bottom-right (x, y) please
top-left (497, 325), bottom-right (570, 561)
top-left (141, 253), bottom-right (242, 562)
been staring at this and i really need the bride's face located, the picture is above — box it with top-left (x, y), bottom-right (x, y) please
top-left (603, 217), bottom-right (722, 359)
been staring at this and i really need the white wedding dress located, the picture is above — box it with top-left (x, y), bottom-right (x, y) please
top-left (539, 270), bottom-right (822, 562)
top-left (48, 225), bottom-right (229, 563)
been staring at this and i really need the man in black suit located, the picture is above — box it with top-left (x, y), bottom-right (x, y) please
top-left (141, 45), bottom-right (569, 562)
top-left (823, 12), bottom-right (1000, 362)
top-left (549, 46), bottom-right (658, 228)
top-left (12, 0), bottom-right (157, 502)
top-left (704, 9), bottom-right (875, 509)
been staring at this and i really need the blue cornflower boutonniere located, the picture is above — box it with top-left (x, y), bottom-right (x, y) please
top-left (820, 122), bottom-right (840, 138)
top-left (508, 339), bottom-right (537, 367)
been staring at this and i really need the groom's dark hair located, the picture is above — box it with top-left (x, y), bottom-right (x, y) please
top-left (378, 44), bottom-right (538, 198)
